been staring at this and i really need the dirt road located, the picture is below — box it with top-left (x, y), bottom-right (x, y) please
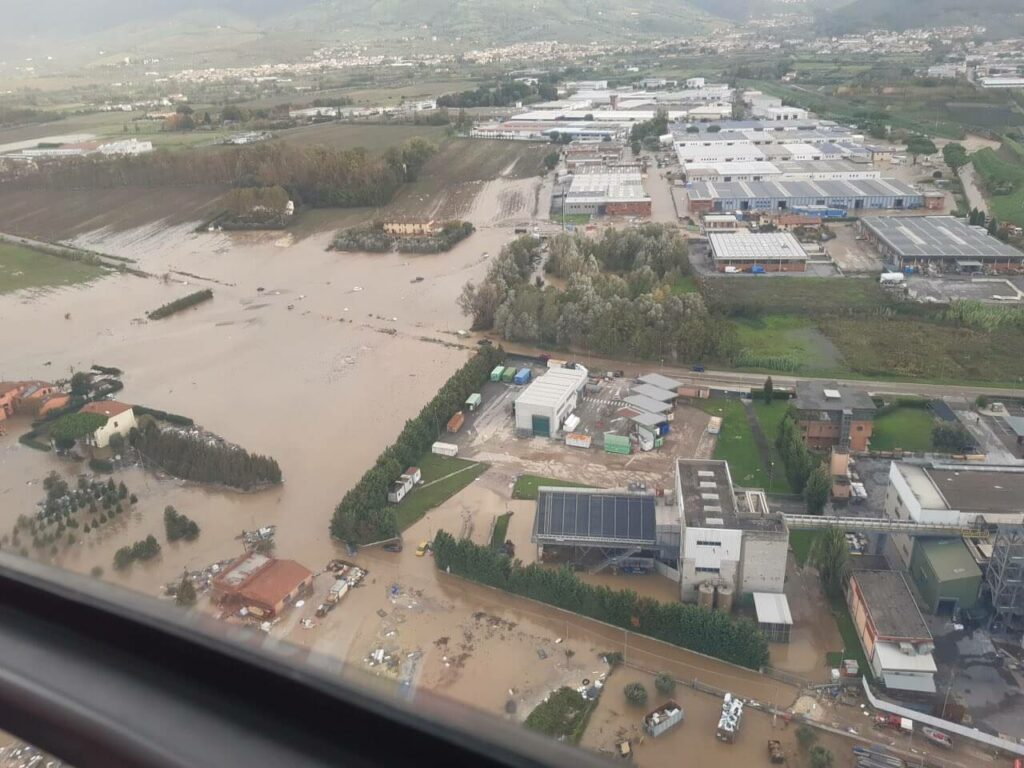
top-left (958, 163), bottom-right (989, 217)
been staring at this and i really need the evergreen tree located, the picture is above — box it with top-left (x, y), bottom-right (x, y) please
top-left (804, 463), bottom-right (832, 515)
top-left (176, 577), bottom-right (197, 607)
top-left (762, 376), bottom-right (774, 405)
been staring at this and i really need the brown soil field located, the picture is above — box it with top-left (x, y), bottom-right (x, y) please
top-left (0, 187), bottom-right (228, 240)
top-left (275, 122), bottom-right (450, 153)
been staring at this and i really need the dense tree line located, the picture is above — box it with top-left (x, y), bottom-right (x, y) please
top-left (148, 289), bottom-right (214, 320)
top-left (432, 531), bottom-right (769, 670)
top-left (329, 346), bottom-right (503, 544)
top-left (14, 139), bottom-right (436, 209)
top-left (332, 221), bottom-right (474, 254)
top-left (164, 505), bottom-right (200, 542)
top-left (132, 422), bottom-right (282, 490)
top-left (776, 413), bottom-right (815, 495)
top-left (114, 535), bottom-right (161, 570)
top-left (437, 79), bottom-right (557, 109)
top-left (458, 229), bottom-right (735, 363)
top-left (630, 110), bottom-right (669, 152)
top-left (223, 185), bottom-right (291, 226)
top-left (933, 422), bottom-right (975, 452)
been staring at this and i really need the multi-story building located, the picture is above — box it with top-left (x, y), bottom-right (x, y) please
top-left (792, 381), bottom-right (876, 451)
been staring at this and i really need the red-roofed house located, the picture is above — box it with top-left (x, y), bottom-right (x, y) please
top-left (0, 382), bottom-right (25, 421)
top-left (211, 553), bottom-right (314, 618)
top-left (79, 401), bottom-right (137, 448)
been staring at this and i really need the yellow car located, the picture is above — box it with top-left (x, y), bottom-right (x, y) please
top-left (416, 541), bottom-right (429, 557)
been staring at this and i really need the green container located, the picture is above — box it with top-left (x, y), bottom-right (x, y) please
top-left (604, 433), bottom-right (631, 455)
top-left (490, 366), bottom-right (505, 382)
top-left (501, 367), bottom-right (516, 383)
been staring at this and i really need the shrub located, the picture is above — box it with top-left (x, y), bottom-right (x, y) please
top-left (654, 673), bottom-right (676, 695)
top-left (89, 458), bottom-right (114, 473)
top-left (147, 289), bottom-right (214, 320)
top-left (164, 505), bottom-right (201, 542)
top-left (624, 682), bottom-right (648, 706)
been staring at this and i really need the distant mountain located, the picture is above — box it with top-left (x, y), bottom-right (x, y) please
top-left (820, 0), bottom-right (1024, 34)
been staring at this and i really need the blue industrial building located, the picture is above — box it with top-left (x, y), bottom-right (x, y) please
top-left (688, 178), bottom-right (923, 214)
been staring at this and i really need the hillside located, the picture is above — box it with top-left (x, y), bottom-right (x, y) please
top-left (820, 0), bottom-right (1024, 35)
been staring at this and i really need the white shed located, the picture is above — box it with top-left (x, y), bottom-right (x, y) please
top-left (514, 366), bottom-right (589, 437)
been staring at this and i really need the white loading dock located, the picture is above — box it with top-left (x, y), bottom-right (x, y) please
top-left (514, 366), bottom-right (589, 437)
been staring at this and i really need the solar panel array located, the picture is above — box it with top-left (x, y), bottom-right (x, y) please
top-left (534, 490), bottom-right (657, 545)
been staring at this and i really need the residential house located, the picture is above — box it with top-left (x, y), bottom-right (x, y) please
top-left (17, 381), bottom-right (58, 414)
top-left (38, 393), bottom-right (71, 417)
top-left (79, 401), bottom-right (137, 448)
top-left (0, 382), bottom-right (25, 421)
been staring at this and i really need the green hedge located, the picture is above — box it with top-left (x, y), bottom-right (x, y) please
top-left (18, 429), bottom-right (51, 452)
top-left (148, 289), bottom-right (213, 320)
top-left (330, 346), bottom-right (503, 544)
top-left (433, 531), bottom-right (770, 670)
top-left (132, 405), bottom-right (195, 427)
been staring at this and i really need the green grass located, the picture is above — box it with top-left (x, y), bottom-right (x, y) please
top-left (560, 213), bottom-right (592, 225)
top-left (698, 399), bottom-right (768, 488)
top-left (0, 242), bottom-right (103, 294)
top-left (829, 593), bottom-right (871, 682)
top-left (731, 315), bottom-right (843, 374)
top-left (752, 399), bottom-right (796, 493)
top-left (512, 475), bottom-right (589, 500)
top-left (971, 145), bottom-right (1024, 227)
top-left (394, 453), bottom-right (489, 531)
top-left (670, 275), bottom-right (698, 294)
top-left (789, 530), bottom-right (820, 568)
top-left (491, 512), bottom-right (511, 549)
top-left (870, 406), bottom-right (936, 452)
top-left (524, 687), bottom-right (597, 744)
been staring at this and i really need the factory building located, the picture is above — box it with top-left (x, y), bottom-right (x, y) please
top-left (847, 570), bottom-right (937, 696)
top-left (859, 216), bottom-right (1024, 273)
top-left (687, 178), bottom-right (923, 215)
top-left (908, 537), bottom-right (982, 615)
top-left (708, 232), bottom-right (809, 273)
top-left (675, 459), bottom-right (788, 602)
top-left (792, 381), bottom-right (876, 451)
top-left (684, 158), bottom-right (880, 184)
top-left (884, 462), bottom-right (1024, 569)
top-left (564, 168), bottom-right (651, 217)
top-left (987, 525), bottom-right (1024, 631)
top-left (513, 365), bottom-right (589, 437)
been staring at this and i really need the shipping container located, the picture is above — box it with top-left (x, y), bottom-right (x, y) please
top-left (465, 393), bottom-right (483, 411)
top-left (513, 368), bottom-right (532, 385)
top-left (431, 441), bottom-right (458, 457)
top-left (447, 411), bottom-right (465, 433)
top-left (644, 702), bottom-right (684, 737)
top-left (707, 416), bottom-right (722, 435)
top-left (546, 358), bottom-right (568, 369)
top-left (501, 367), bottom-right (516, 383)
top-left (604, 433), bottom-right (631, 455)
top-left (565, 433), bottom-right (592, 449)
top-left (490, 366), bottom-right (505, 382)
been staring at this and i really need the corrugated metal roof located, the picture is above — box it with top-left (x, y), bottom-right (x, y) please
top-left (639, 373), bottom-right (683, 390)
top-left (632, 383), bottom-right (677, 402)
top-left (623, 394), bottom-right (673, 414)
top-left (514, 367), bottom-right (589, 409)
top-left (883, 672), bottom-right (937, 694)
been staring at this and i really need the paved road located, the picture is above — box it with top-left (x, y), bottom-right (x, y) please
top-left (495, 340), bottom-right (1024, 399)
top-left (958, 163), bottom-right (989, 216)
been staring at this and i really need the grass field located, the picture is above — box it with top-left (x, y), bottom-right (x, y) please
top-left (394, 453), bottom-right (489, 531)
top-left (752, 399), bottom-right (796, 493)
top-left (972, 144), bottom-right (1024, 227)
top-left (870, 406), bottom-right (936, 452)
top-left (731, 315), bottom-right (843, 374)
top-left (276, 122), bottom-right (450, 154)
top-left (703, 276), bottom-right (893, 317)
top-left (670, 275), bottom-right (698, 294)
top-left (512, 475), bottom-right (589, 500)
top-left (789, 530), bottom-right (820, 568)
top-left (829, 593), bottom-right (871, 681)
top-left (699, 399), bottom-right (768, 488)
top-left (0, 242), bottom-right (103, 294)
top-left (491, 512), bottom-right (511, 549)
top-left (561, 213), bottom-right (591, 225)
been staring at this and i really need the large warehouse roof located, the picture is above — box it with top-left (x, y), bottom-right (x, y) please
top-left (850, 570), bottom-right (931, 641)
top-left (710, 232), bottom-right (808, 263)
top-left (861, 216), bottom-right (1023, 260)
top-left (515, 366), bottom-right (588, 410)
top-left (566, 169), bottom-right (649, 204)
top-left (533, 488), bottom-right (657, 545)
top-left (687, 177), bottom-right (920, 202)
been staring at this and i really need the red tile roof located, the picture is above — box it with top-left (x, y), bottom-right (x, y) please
top-left (80, 401), bottom-right (133, 418)
top-left (237, 559), bottom-right (312, 609)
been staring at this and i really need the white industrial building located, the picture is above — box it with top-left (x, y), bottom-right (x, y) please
top-left (709, 232), bottom-right (809, 273)
top-left (674, 459), bottom-right (788, 601)
top-left (514, 365), bottom-right (589, 437)
top-left (563, 168), bottom-right (650, 216)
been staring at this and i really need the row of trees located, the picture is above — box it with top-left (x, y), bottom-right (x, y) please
top-left (114, 535), bottom-right (161, 570)
top-left (329, 346), bottom-right (504, 544)
top-left (437, 79), bottom-right (557, 109)
top-left (432, 531), bottom-right (770, 670)
top-left (148, 289), bottom-right (214, 320)
top-left (458, 230), bottom-right (736, 363)
top-left (332, 221), bottom-right (475, 254)
top-left (164, 506), bottom-right (200, 542)
top-left (19, 139), bottom-right (436, 210)
top-left (132, 422), bottom-right (282, 491)
top-left (776, 413), bottom-right (830, 514)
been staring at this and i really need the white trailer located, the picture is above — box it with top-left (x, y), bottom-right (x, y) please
top-left (880, 272), bottom-right (906, 286)
top-left (431, 441), bottom-right (459, 457)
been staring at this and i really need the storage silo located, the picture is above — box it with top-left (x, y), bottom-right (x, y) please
top-left (716, 583), bottom-right (734, 614)
top-left (698, 582), bottom-right (715, 609)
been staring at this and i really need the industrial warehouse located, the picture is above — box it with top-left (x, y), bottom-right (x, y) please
top-left (708, 232), bottom-right (809, 272)
top-left (563, 167), bottom-right (651, 216)
top-left (687, 178), bottom-right (924, 214)
top-left (513, 364), bottom-right (589, 437)
top-left (859, 215), bottom-right (1024, 272)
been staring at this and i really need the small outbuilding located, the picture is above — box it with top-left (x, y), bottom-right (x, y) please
top-left (753, 592), bottom-right (793, 643)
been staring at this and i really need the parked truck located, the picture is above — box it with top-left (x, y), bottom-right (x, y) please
top-left (447, 411), bottom-right (465, 433)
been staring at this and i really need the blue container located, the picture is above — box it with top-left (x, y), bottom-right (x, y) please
top-left (751, 265), bottom-right (765, 274)
top-left (658, 423), bottom-right (670, 437)
top-left (513, 368), bottom-right (532, 385)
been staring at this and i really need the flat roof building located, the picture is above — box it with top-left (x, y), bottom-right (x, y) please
top-left (859, 216), bottom-right (1024, 272)
top-left (708, 232), bottom-right (809, 273)
top-left (564, 168), bottom-right (651, 217)
top-left (847, 570), bottom-right (936, 696)
top-left (514, 365), bottom-right (589, 437)
top-left (675, 459), bottom-right (788, 601)
top-left (753, 592), bottom-right (794, 643)
top-left (909, 537), bottom-right (982, 615)
top-left (687, 178), bottom-right (923, 215)
top-left (793, 381), bottom-right (876, 451)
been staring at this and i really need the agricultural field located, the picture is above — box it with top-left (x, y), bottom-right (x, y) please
top-left (870, 405), bottom-right (936, 452)
top-left (0, 241), bottom-right (103, 294)
top-left (731, 315), bottom-right (843, 374)
top-left (276, 122), bottom-right (450, 154)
